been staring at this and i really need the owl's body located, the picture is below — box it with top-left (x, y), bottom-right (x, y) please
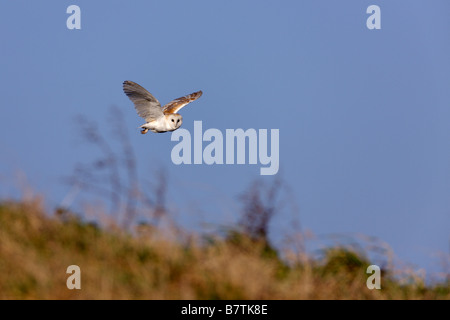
top-left (123, 80), bottom-right (202, 134)
top-left (140, 114), bottom-right (183, 133)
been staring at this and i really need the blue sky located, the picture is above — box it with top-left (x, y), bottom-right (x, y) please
top-left (1, 1), bottom-right (449, 279)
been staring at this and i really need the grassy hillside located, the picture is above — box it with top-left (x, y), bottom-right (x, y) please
top-left (0, 199), bottom-right (448, 299)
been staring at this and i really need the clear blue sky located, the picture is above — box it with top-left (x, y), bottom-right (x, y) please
top-left (1, 1), bottom-right (449, 279)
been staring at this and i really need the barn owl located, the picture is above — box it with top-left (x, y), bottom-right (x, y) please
top-left (123, 80), bottom-right (203, 134)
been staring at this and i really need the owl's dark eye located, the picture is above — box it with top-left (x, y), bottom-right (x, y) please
top-left (171, 119), bottom-right (174, 122)
top-left (177, 119), bottom-right (180, 123)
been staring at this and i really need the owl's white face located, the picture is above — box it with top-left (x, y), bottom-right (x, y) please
top-left (166, 113), bottom-right (183, 130)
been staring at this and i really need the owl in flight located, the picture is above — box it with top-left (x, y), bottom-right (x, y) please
top-left (123, 80), bottom-right (203, 134)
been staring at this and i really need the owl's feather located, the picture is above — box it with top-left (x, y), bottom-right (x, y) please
top-left (123, 80), bottom-right (163, 121)
top-left (162, 91), bottom-right (203, 114)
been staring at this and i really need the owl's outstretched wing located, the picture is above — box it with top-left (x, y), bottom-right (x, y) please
top-left (123, 81), bottom-right (164, 121)
top-left (162, 91), bottom-right (203, 114)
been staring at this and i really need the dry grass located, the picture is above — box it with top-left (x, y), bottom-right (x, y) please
top-left (0, 199), bottom-right (448, 300)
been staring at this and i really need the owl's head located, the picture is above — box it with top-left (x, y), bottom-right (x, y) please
top-left (166, 113), bottom-right (183, 130)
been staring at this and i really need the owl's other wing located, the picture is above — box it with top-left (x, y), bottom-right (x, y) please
top-left (162, 91), bottom-right (203, 114)
top-left (123, 81), bottom-right (164, 121)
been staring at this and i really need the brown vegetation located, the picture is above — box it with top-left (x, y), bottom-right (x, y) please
top-left (0, 199), bottom-right (447, 299)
